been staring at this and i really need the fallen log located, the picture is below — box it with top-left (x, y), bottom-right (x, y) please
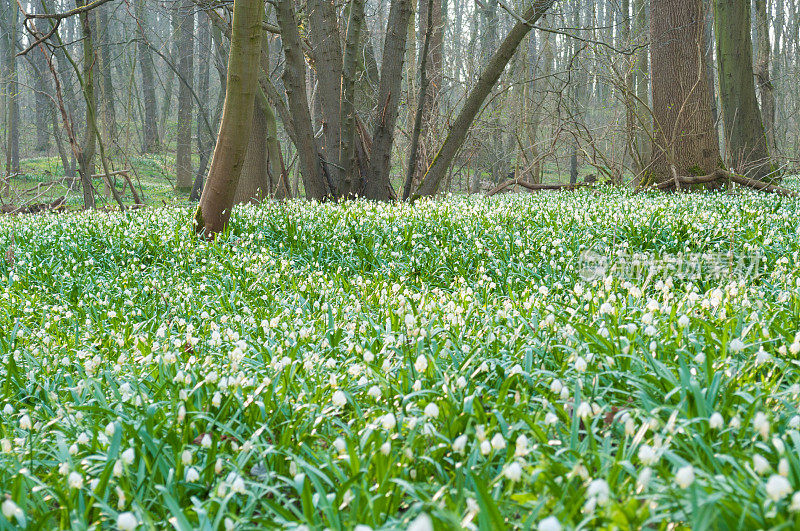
top-left (488, 179), bottom-right (586, 197)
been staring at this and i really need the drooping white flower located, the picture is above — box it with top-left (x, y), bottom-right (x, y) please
top-left (407, 513), bottom-right (434, 531)
top-left (677, 315), bottom-right (690, 328)
top-left (19, 415), bottom-right (31, 430)
top-left (181, 450), bottom-right (192, 465)
top-left (121, 448), bottom-right (135, 465)
top-left (729, 338), bottom-right (745, 353)
top-left (675, 465), bottom-right (694, 489)
top-left (423, 402), bottom-right (439, 419)
top-left (790, 491), bottom-right (800, 512)
top-left (490, 433), bottom-right (506, 450)
top-left (709, 412), bottom-right (724, 430)
top-left (753, 412), bottom-right (770, 439)
top-left (753, 454), bottom-right (770, 475)
top-left (638, 444), bottom-right (658, 466)
top-left (186, 467), bottom-right (200, 482)
top-left (414, 355), bottom-right (428, 373)
top-left (381, 413), bottom-right (396, 430)
top-left (1, 499), bottom-right (22, 521)
top-left (537, 516), bottom-right (562, 531)
top-left (452, 434), bottom-right (468, 453)
top-left (503, 462), bottom-right (522, 482)
top-left (332, 390), bottom-right (347, 408)
top-left (765, 475), bottom-right (792, 501)
top-left (586, 479), bottom-right (610, 506)
top-left (68, 471), bottom-right (84, 489)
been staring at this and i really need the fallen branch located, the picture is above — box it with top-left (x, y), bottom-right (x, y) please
top-left (655, 169), bottom-right (800, 198)
top-left (488, 178), bottom-right (586, 197)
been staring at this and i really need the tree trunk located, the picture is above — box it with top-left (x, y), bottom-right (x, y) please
top-left (195, 0), bottom-right (265, 236)
top-left (274, 0), bottom-right (329, 199)
top-left (363, 0), bottom-right (414, 200)
top-left (339, 0), bottom-right (367, 196)
top-left (95, 3), bottom-right (117, 144)
top-left (135, 0), bottom-right (159, 153)
top-left (31, 0), bottom-right (52, 154)
top-left (77, 2), bottom-right (98, 208)
top-left (234, 102), bottom-right (269, 203)
top-left (414, 0), bottom-right (556, 198)
top-left (175, 0), bottom-right (195, 191)
top-left (649, 0), bottom-right (719, 185)
top-left (190, 12), bottom-right (213, 202)
top-left (3, 0), bottom-right (20, 180)
top-left (714, 0), bottom-right (772, 180)
top-left (754, 0), bottom-right (776, 151)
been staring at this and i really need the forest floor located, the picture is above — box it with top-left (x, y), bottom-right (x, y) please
top-left (1, 188), bottom-right (800, 529)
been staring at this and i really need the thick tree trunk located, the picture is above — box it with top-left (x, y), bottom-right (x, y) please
top-left (135, 0), bottom-right (159, 153)
top-left (308, 0), bottom-right (343, 193)
top-left (414, 0), bottom-right (556, 198)
top-left (339, 0), bottom-right (366, 197)
top-left (175, 0), bottom-right (195, 191)
top-left (195, 0), bottom-right (264, 236)
top-left (363, 0), bottom-right (414, 200)
top-left (77, 3), bottom-right (98, 208)
top-left (649, 0), bottom-right (719, 185)
top-left (234, 102), bottom-right (269, 203)
top-left (714, 0), bottom-right (772, 180)
top-left (754, 0), bottom-right (776, 151)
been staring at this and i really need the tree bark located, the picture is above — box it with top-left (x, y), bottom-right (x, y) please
top-left (3, 0), bottom-right (20, 180)
top-left (234, 102), bottom-right (269, 203)
top-left (363, 0), bottom-right (414, 200)
top-left (195, 0), bottom-right (264, 236)
top-left (714, 0), bottom-right (772, 180)
top-left (414, 0), bottom-right (556, 198)
top-left (135, 0), bottom-right (159, 152)
top-left (274, 0), bottom-right (329, 199)
top-left (339, 0), bottom-right (366, 197)
top-left (754, 0), bottom-right (776, 151)
top-left (175, 0), bottom-right (195, 191)
top-left (649, 0), bottom-right (719, 185)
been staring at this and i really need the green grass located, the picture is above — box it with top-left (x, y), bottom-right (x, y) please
top-left (1, 189), bottom-right (800, 529)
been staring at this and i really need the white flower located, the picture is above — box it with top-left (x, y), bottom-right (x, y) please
top-left (709, 412), bottom-right (724, 430)
top-left (333, 437), bottom-right (346, 454)
top-left (677, 315), bottom-right (690, 328)
top-left (452, 434), bottom-right (468, 453)
top-left (116, 511), bottom-right (138, 531)
top-left (332, 390), bottom-right (347, 408)
top-left (644, 325), bottom-right (657, 337)
top-left (545, 412), bottom-right (558, 425)
top-left (790, 491), bottom-right (800, 512)
top-left (19, 415), bottom-right (31, 430)
top-left (537, 516), bottom-right (562, 531)
top-left (2, 404), bottom-right (14, 415)
top-left (407, 513), bottom-right (433, 531)
top-left (456, 376), bottom-right (467, 389)
top-left (1, 499), bottom-right (22, 521)
top-left (574, 356), bottom-right (587, 372)
top-left (367, 385), bottom-right (382, 399)
top-left (779, 458), bottom-right (790, 477)
top-left (729, 338), bottom-right (745, 353)
top-left (181, 450), bottom-right (192, 465)
top-left (231, 474), bottom-right (246, 494)
top-left (675, 465), bottom-right (694, 489)
top-left (638, 444), bottom-right (658, 466)
top-left (515, 434), bottom-right (529, 457)
top-left (186, 467), bottom-right (200, 482)
top-left (599, 302), bottom-right (613, 314)
top-left (550, 379), bottom-right (563, 394)
top-left (68, 471), bottom-right (84, 489)
top-left (381, 413), bottom-right (397, 430)
top-left (753, 412), bottom-right (770, 439)
top-left (200, 434), bottom-right (212, 448)
top-left (765, 475), bottom-right (792, 501)
top-left (414, 355), bottom-right (428, 373)
top-left (380, 442), bottom-right (391, 455)
top-left (121, 448), bottom-right (135, 465)
top-left (480, 440), bottom-right (491, 455)
top-left (503, 462), bottom-right (522, 482)
top-left (105, 422), bottom-right (116, 437)
top-left (586, 479), bottom-right (610, 506)
top-left (753, 454), bottom-right (770, 475)
top-left (490, 433), bottom-right (506, 450)
top-left (77, 432), bottom-right (90, 445)
top-left (423, 402), bottom-right (439, 419)
top-left (637, 467), bottom-right (652, 491)
top-left (576, 402), bottom-right (592, 419)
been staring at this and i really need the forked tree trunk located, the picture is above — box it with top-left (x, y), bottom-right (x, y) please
top-left (649, 0), bottom-right (719, 185)
top-left (714, 0), bottom-right (772, 180)
top-left (275, 0), bottom-right (329, 199)
top-left (363, 0), bottom-right (414, 200)
top-left (195, 0), bottom-right (264, 236)
top-left (414, 0), bottom-right (556, 198)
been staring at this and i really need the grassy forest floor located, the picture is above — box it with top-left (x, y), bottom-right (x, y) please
top-left (1, 188), bottom-right (800, 529)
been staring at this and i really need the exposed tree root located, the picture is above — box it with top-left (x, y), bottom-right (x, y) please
top-left (655, 169), bottom-right (800, 198)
